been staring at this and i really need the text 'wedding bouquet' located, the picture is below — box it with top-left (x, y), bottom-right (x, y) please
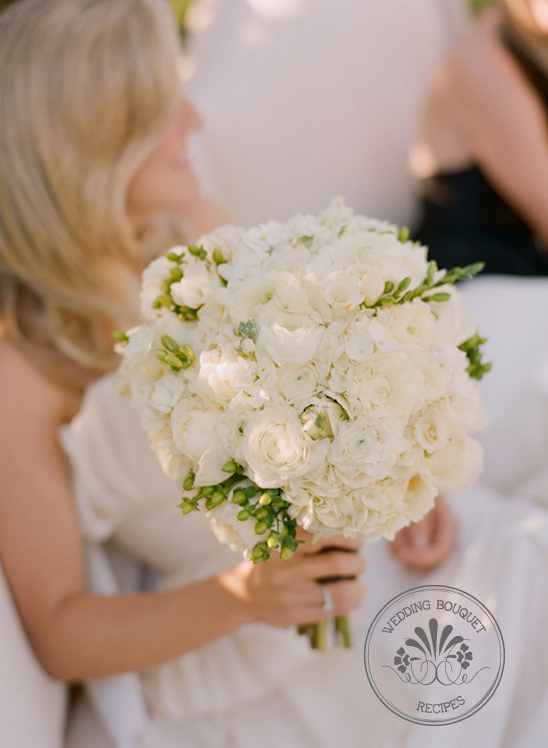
top-left (118, 199), bottom-right (489, 644)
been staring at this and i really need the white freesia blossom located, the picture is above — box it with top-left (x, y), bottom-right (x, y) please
top-left (140, 255), bottom-right (175, 320)
top-left (121, 199), bottom-right (488, 557)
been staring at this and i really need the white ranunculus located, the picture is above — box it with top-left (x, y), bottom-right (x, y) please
top-left (413, 406), bottom-right (449, 453)
top-left (389, 304), bottom-right (436, 350)
top-left (170, 403), bottom-right (230, 485)
top-left (426, 436), bottom-right (484, 494)
top-left (196, 347), bottom-right (256, 404)
top-left (328, 417), bottom-right (405, 482)
top-left (170, 265), bottom-right (214, 310)
top-left (276, 363), bottom-right (320, 404)
top-left (257, 315), bottom-right (323, 366)
top-left (236, 405), bottom-right (328, 487)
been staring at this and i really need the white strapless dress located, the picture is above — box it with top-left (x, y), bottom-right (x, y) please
top-left (62, 277), bottom-right (548, 747)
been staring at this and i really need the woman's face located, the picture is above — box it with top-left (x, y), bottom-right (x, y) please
top-left (530, 0), bottom-right (548, 32)
top-left (126, 99), bottom-right (203, 231)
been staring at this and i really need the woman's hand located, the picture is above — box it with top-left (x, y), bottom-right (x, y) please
top-left (389, 496), bottom-right (457, 572)
top-left (219, 533), bottom-right (366, 628)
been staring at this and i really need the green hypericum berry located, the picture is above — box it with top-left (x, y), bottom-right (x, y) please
top-left (222, 461), bottom-right (238, 473)
top-left (182, 473), bottom-right (195, 491)
top-left (232, 489), bottom-right (248, 505)
top-left (254, 520), bottom-right (268, 535)
top-left (237, 509), bottom-right (250, 521)
top-left (211, 491), bottom-right (225, 506)
top-left (254, 507), bottom-right (269, 520)
top-left (259, 492), bottom-right (272, 506)
top-left (280, 547), bottom-right (294, 560)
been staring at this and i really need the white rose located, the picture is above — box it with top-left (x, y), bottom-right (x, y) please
top-left (236, 405), bottom-right (329, 487)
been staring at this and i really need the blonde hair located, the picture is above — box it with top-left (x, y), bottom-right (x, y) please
top-left (0, 0), bottom-right (184, 387)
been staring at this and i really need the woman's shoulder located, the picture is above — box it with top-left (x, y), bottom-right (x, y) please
top-left (0, 337), bottom-right (82, 431)
top-left (446, 9), bottom-right (529, 101)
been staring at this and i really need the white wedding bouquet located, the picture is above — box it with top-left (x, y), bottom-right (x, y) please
top-left (118, 199), bottom-right (489, 572)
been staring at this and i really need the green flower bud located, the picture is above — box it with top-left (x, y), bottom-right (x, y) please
top-left (169, 267), bottom-right (183, 281)
top-left (178, 344), bottom-right (196, 368)
top-left (158, 294), bottom-right (173, 308)
top-left (212, 249), bottom-right (224, 265)
top-left (161, 334), bottom-right (181, 353)
top-left (163, 354), bottom-right (184, 370)
top-left (166, 251), bottom-right (184, 263)
top-left (398, 226), bottom-right (410, 242)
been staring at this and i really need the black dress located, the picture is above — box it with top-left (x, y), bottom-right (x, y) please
top-left (412, 28), bottom-right (548, 276)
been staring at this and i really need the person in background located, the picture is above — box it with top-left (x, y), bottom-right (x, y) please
top-left (411, 0), bottom-right (548, 275)
top-left (183, 0), bottom-right (470, 229)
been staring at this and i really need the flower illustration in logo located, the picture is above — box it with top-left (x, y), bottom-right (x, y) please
top-left (387, 618), bottom-right (487, 686)
top-left (393, 647), bottom-right (411, 674)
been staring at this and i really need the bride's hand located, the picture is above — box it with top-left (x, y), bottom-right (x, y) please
top-left (389, 495), bottom-right (457, 571)
top-left (219, 533), bottom-right (366, 628)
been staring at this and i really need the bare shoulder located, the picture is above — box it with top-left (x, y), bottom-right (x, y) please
top-left (0, 338), bottom-right (81, 441)
top-left (446, 12), bottom-right (530, 103)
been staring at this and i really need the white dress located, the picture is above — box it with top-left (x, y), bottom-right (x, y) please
top-left (62, 276), bottom-right (548, 748)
